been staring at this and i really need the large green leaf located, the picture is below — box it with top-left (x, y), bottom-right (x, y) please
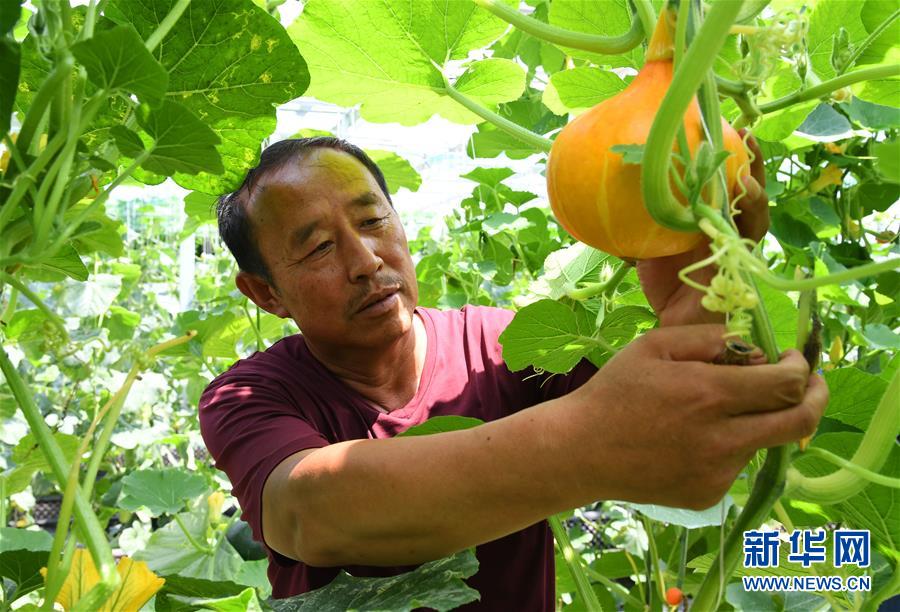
top-left (6, 433), bottom-right (81, 493)
top-left (135, 509), bottom-right (243, 581)
top-left (268, 549), bottom-right (479, 612)
top-left (548, 0), bottom-right (642, 68)
top-left (527, 243), bottom-right (613, 301)
top-left (0, 1), bottom-right (21, 35)
top-left (807, 0), bottom-right (868, 80)
top-left (398, 415), bottom-right (484, 437)
top-left (118, 469), bottom-right (209, 517)
top-left (174, 115), bottom-right (273, 195)
top-left (499, 298), bottom-right (602, 373)
top-left (107, 0), bottom-right (307, 124)
top-left (0, 528), bottom-right (51, 595)
top-left (289, 0), bottom-right (518, 125)
top-left (106, 0), bottom-right (309, 192)
top-left (71, 25), bottom-right (168, 105)
top-left (165, 587), bottom-right (262, 612)
top-left (823, 368), bottom-right (889, 430)
top-left (856, 0), bottom-right (900, 67)
top-left (137, 100), bottom-right (223, 176)
top-left (542, 67), bottom-right (625, 116)
top-left (366, 150), bottom-right (421, 194)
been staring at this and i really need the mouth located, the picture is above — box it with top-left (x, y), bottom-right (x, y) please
top-left (356, 286), bottom-right (401, 313)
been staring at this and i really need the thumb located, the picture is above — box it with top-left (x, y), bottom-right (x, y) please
top-left (641, 324), bottom-right (731, 363)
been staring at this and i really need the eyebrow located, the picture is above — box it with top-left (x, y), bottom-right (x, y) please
top-left (289, 191), bottom-right (382, 250)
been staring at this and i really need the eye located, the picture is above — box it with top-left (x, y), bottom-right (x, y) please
top-left (362, 214), bottom-right (390, 228)
top-left (307, 241), bottom-right (332, 258)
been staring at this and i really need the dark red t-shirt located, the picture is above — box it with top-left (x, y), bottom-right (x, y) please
top-left (199, 305), bottom-right (596, 610)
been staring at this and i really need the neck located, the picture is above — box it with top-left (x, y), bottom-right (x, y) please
top-left (305, 312), bottom-right (427, 411)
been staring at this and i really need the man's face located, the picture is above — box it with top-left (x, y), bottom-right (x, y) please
top-left (244, 148), bottom-right (419, 350)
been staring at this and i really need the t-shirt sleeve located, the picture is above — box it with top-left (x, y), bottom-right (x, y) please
top-left (198, 365), bottom-right (329, 554)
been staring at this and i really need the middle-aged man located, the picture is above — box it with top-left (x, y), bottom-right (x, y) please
top-left (199, 137), bottom-right (828, 610)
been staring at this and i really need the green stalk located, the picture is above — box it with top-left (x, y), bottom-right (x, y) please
top-left (0, 129), bottom-right (68, 237)
top-left (81, 333), bottom-right (196, 497)
top-left (0, 348), bottom-right (117, 591)
top-left (641, 516), bottom-right (666, 608)
top-left (441, 72), bottom-right (552, 153)
top-left (42, 538), bottom-right (77, 612)
top-left (799, 447), bottom-right (900, 489)
top-left (40, 149), bottom-right (151, 261)
top-left (694, 449), bottom-right (789, 610)
top-left (144, 0), bottom-right (192, 52)
top-left (759, 65), bottom-right (900, 114)
top-left (174, 514), bottom-right (213, 554)
top-left (582, 565), bottom-right (644, 609)
top-left (549, 515), bottom-right (604, 611)
top-left (748, 255), bottom-right (900, 291)
top-left (471, 0), bottom-right (645, 54)
top-left (12, 57), bottom-right (74, 161)
top-left (784, 368), bottom-right (900, 504)
top-left (841, 9), bottom-right (900, 74)
top-left (566, 262), bottom-right (633, 300)
top-left (632, 0), bottom-right (657, 48)
top-left (641, 0), bottom-right (743, 231)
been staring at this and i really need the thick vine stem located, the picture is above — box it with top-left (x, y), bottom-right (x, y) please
top-left (759, 64), bottom-right (900, 114)
top-left (784, 367), bottom-right (900, 504)
top-left (0, 347), bottom-right (117, 590)
top-left (693, 448), bottom-right (789, 610)
top-left (799, 447), bottom-right (900, 489)
top-left (641, 0), bottom-right (744, 232)
top-left (440, 72), bottom-right (552, 153)
top-left (472, 0), bottom-right (645, 55)
top-left (548, 515), bottom-right (604, 611)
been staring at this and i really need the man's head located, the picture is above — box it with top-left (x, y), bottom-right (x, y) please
top-left (217, 137), bottom-right (419, 351)
top-left (217, 138), bottom-right (393, 284)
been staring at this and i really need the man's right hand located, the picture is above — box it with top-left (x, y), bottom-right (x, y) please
top-left (263, 324), bottom-right (828, 567)
top-left (573, 324), bottom-right (829, 510)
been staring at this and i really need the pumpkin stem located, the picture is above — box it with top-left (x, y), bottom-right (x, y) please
top-left (646, 4), bottom-right (676, 62)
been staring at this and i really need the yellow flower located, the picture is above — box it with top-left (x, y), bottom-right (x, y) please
top-left (41, 549), bottom-right (164, 611)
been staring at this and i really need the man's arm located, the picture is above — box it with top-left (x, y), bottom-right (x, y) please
top-left (263, 325), bottom-right (827, 568)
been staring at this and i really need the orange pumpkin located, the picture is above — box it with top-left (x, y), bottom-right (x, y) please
top-left (546, 9), bottom-right (750, 259)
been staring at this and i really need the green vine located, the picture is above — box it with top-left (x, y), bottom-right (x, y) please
top-left (471, 0), bottom-right (646, 55)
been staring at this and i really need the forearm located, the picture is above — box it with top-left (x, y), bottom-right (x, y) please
top-left (288, 391), bottom-right (601, 567)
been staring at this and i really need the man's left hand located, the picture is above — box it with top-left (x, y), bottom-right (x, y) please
top-left (637, 130), bottom-right (769, 327)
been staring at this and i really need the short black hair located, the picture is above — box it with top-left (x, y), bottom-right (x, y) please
top-left (216, 137), bottom-right (393, 283)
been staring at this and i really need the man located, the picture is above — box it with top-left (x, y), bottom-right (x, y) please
top-left (199, 137), bottom-right (827, 610)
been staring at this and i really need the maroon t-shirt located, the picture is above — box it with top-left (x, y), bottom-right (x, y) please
top-left (199, 305), bottom-right (596, 610)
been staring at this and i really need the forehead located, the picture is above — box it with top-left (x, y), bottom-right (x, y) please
top-left (248, 148), bottom-right (380, 216)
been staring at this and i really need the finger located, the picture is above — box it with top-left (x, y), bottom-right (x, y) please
top-left (698, 349), bottom-right (813, 416)
top-left (739, 129), bottom-right (766, 188)
top-left (730, 373), bottom-right (829, 449)
top-left (734, 175), bottom-right (770, 242)
top-left (640, 324), bottom-right (730, 362)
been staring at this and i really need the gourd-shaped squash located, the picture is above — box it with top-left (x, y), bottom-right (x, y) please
top-left (547, 9), bottom-right (750, 259)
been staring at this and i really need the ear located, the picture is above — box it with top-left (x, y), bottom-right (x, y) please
top-left (236, 271), bottom-right (291, 318)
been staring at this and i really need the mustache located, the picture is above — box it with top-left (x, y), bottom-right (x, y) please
top-left (349, 274), bottom-right (405, 314)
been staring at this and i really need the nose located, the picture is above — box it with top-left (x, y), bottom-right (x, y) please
top-left (344, 234), bottom-right (383, 282)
